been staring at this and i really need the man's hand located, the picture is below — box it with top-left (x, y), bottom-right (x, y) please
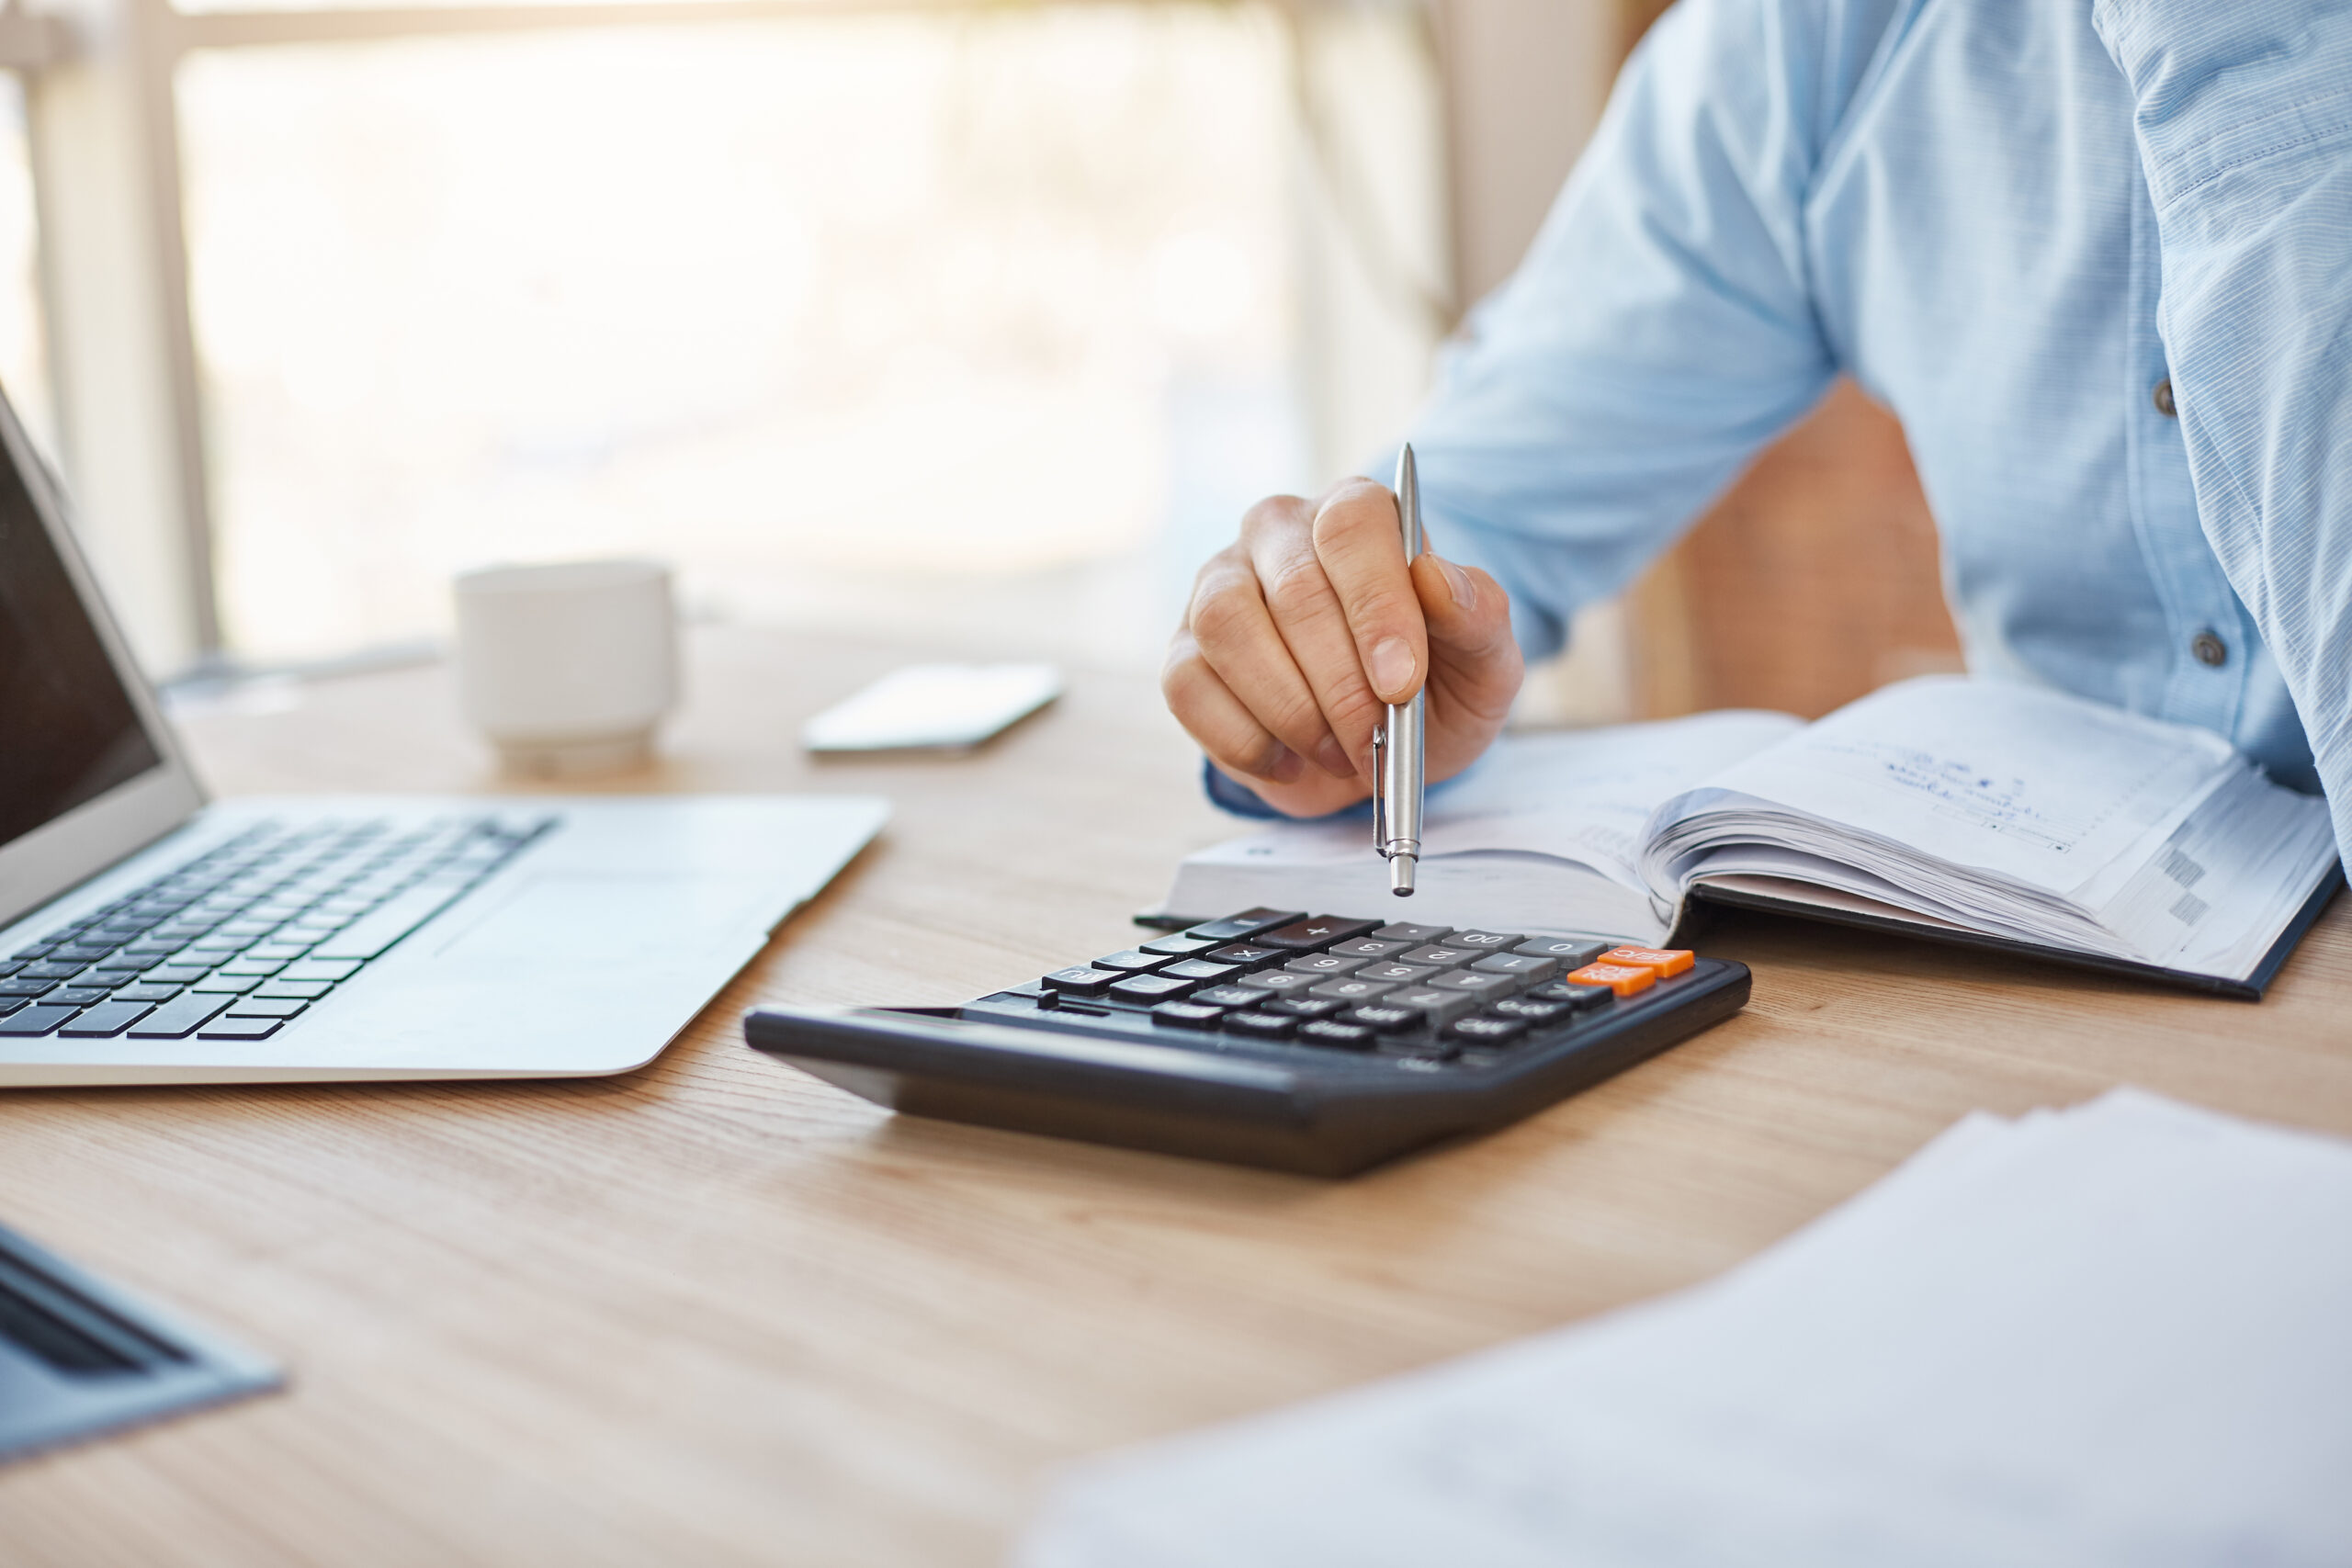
top-left (1162, 479), bottom-right (1524, 818)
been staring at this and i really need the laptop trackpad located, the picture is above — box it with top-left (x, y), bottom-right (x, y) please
top-left (427, 873), bottom-right (778, 964)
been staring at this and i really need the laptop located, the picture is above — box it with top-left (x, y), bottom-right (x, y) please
top-left (0, 390), bottom-right (886, 1087)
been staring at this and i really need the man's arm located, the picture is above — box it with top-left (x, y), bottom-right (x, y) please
top-left (2094, 1), bottom-right (2352, 863)
top-left (1170, 0), bottom-right (1883, 817)
top-left (1404, 0), bottom-right (1868, 661)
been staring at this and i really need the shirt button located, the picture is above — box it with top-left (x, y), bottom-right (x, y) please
top-left (2154, 377), bottom-right (2177, 417)
top-left (2191, 630), bottom-right (2227, 668)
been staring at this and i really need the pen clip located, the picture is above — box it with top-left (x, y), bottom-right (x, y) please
top-left (1371, 726), bottom-right (1389, 858)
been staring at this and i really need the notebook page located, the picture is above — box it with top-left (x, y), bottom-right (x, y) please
top-left (1189, 710), bottom-right (1798, 891)
top-left (1684, 677), bottom-right (2236, 898)
top-left (1021, 1091), bottom-right (2352, 1567)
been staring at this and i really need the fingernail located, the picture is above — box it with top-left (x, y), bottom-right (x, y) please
top-left (1262, 743), bottom-right (1305, 784)
top-left (1437, 557), bottom-right (1475, 611)
top-left (1315, 735), bottom-right (1354, 778)
top-left (1368, 636), bottom-right (1416, 700)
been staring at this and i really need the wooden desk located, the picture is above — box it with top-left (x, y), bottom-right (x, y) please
top-left (5, 624), bottom-right (2349, 1565)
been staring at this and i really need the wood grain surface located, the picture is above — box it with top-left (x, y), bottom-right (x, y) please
top-left (2, 623), bottom-right (2346, 1565)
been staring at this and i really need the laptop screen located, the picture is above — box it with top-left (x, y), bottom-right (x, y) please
top-left (0, 458), bottom-right (163, 850)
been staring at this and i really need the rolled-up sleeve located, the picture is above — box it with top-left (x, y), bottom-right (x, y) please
top-left (2095, 0), bottom-right (2352, 864)
top-left (1400, 0), bottom-right (1846, 662)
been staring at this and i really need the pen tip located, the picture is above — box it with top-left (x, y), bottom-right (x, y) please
top-left (1390, 856), bottom-right (1417, 896)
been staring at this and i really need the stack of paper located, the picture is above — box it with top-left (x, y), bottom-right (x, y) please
top-left (1020, 1090), bottom-right (2352, 1566)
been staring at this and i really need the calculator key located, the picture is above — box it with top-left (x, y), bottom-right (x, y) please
top-left (1183, 908), bottom-right (1306, 942)
top-left (1255, 916), bottom-right (1382, 951)
top-left (1343, 1004), bottom-right (1423, 1033)
top-left (1427, 969), bottom-right (1521, 998)
top-left (1526, 981), bottom-right (1613, 1010)
top-left (217, 956), bottom-right (288, 976)
top-left (0, 976), bottom-right (56, 998)
top-left (1326, 938), bottom-right (1409, 961)
top-left (1041, 966), bottom-right (1117, 997)
top-left (1221, 1010), bottom-right (1298, 1040)
top-left (1265, 997), bottom-right (1348, 1019)
top-left (1491, 997), bottom-right (1573, 1023)
top-left (1470, 953), bottom-right (1559, 981)
top-left (1600, 945), bottom-right (1696, 977)
top-left (1149, 1001), bottom-right (1226, 1029)
top-left (58, 1001), bottom-right (157, 1038)
top-left (0, 1005), bottom-right (80, 1036)
top-left (1447, 1015), bottom-right (1530, 1046)
top-left (1108, 973), bottom-right (1195, 1003)
top-left (1091, 950), bottom-right (1169, 973)
top-left (1191, 986), bottom-right (1266, 1009)
top-left (1398, 945), bottom-right (1480, 969)
top-left (197, 1017), bottom-right (285, 1041)
top-left (1138, 933), bottom-right (1220, 957)
top-left (1297, 1020), bottom-right (1376, 1050)
top-left (1516, 937), bottom-right (1611, 965)
top-left (1309, 977), bottom-right (1396, 1003)
top-left (1378, 987), bottom-right (1476, 1026)
top-left (46, 987), bottom-right (110, 1009)
top-left (0, 997), bottom-right (25, 1016)
top-left (20, 962), bottom-right (85, 981)
top-left (1355, 963), bottom-right (1436, 986)
top-left (1234, 970), bottom-right (1321, 994)
top-left (1444, 930), bottom-right (1525, 952)
top-left (141, 965), bottom-right (210, 987)
top-left (1159, 959), bottom-right (1238, 985)
top-left (224, 997), bottom-right (310, 1019)
top-left (1564, 962), bottom-right (1657, 998)
top-left (1283, 953), bottom-right (1364, 976)
top-left (1370, 920), bottom-right (1453, 944)
top-left (1205, 943), bottom-right (1283, 967)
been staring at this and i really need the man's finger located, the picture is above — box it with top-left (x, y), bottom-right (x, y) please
top-left (1245, 513), bottom-right (1386, 779)
top-left (1161, 630), bottom-right (1305, 784)
top-left (1186, 556), bottom-right (1356, 780)
top-left (1414, 553), bottom-right (1524, 729)
top-left (1311, 479), bottom-right (1429, 706)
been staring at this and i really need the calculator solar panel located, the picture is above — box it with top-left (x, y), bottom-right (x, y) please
top-left (745, 909), bottom-right (1750, 1176)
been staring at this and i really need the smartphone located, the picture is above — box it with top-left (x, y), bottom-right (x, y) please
top-left (801, 663), bottom-right (1061, 754)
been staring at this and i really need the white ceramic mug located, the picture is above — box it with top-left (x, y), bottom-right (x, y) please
top-left (453, 558), bottom-right (678, 776)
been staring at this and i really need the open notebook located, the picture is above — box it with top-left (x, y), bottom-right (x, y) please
top-left (1159, 678), bottom-right (2343, 998)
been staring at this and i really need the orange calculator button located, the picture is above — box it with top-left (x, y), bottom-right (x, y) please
top-left (1564, 962), bottom-right (1656, 998)
top-left (1600, 945), bottom-right (1695, 978)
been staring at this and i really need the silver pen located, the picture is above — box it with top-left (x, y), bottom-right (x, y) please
top-left (1373, 444), bottom-right (1426, 896)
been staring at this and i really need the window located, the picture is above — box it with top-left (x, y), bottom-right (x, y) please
top-left (18, 0), bottom-right (1452, 680)
top-left (0, 73), bottom-right (54, 466)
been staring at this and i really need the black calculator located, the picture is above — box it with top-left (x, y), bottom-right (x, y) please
top-left (743, 908), bottom-right (1749, 1176)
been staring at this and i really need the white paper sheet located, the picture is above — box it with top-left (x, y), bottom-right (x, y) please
top-left (1021, 1090), bottom-right (2352, 1568)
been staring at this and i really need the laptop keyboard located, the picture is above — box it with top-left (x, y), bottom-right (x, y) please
top-left (0, 814), bottom-right (554, 1044)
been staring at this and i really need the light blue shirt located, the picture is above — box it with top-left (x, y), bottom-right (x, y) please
top-left (1402, 0), bottom-right (2352, 865)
